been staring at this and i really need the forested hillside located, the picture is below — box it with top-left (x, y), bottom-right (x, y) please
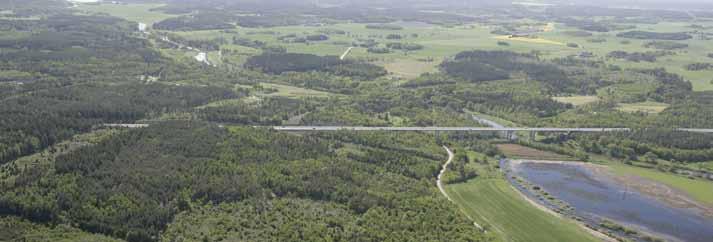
top-left (1, 122), bottom-right (487, 242)
top-left (3, 0), bottom-right (713, 241)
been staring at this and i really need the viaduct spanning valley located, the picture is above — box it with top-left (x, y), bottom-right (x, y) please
top-left (105, 123), bottom-right (713, 134)
top-left (273, 126), bottom-right (713, 133)
top-left (5, 0), bottom-right (713, 242)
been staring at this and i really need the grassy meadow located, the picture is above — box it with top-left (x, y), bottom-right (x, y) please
top-left (610, 163), bottom-right (713, 205)
top-left (77, 3), bottom-right (176, 25)
top-left (617, 101), bottom-right (670, 114)
top-left (77, 3), bottom-right (713, 91)
top-left (445, 150), bottom-right (599, 242)
top-left (553, 95), bottom-right (600, 106)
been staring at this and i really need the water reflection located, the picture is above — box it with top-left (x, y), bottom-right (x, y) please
top-left (512, 162), bottom-right (713, 242)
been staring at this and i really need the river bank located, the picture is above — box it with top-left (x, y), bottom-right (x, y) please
top-left (504, 159), bottom-right (713, 242)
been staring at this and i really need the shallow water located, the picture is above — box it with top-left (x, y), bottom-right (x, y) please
top-left (513, 162), bottom-right (713, 242)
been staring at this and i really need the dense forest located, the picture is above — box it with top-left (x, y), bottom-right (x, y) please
top-left (606, 50), bottom-right (671, 63)
top-left (0, 122), bottom-right (487, 242)
top-left (244, 52), bottom-right (386, 79)
top-left (441, 50), bottom-right (574, 94)
top-left (153, 13), bottom-right (235, 31)
top-left (3, 0), bottom-right (713, 241)
top-left (616, 31), bottom-right (693, 40)
top-left (0, 83), bottom-right (238, 165)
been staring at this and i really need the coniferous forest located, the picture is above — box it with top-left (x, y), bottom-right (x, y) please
top-left (2, 0), bottom-right (713, 241)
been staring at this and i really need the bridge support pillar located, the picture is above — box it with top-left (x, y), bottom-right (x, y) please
top-left (506, 131), bottom-right (514, 141)
top-left (435, 130), bottom-right (441, 144)
top-left (529, 131), bottom-right (536, 142)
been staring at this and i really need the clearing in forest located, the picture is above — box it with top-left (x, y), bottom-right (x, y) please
top-left (617, 101), bottom-right (669, 114)
top-left (553, 96), bottom-right (600, 106)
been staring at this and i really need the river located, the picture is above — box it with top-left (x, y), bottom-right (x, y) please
top-left (506, 160), bottom-right (713, 242)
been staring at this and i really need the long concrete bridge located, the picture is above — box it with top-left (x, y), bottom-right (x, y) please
top-left (272, 126), bottom-right (634, 132)
top-left (103, 124), bottom-right (713, 134)
top-left (272, 126), bottom-right (713, 141)
top-left (101, 124), bottom-right (713, 140)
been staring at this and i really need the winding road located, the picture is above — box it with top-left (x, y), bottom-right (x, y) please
top-left (437, 146), bottom-right (455, 202)
top-left (438, 146), bottom-right (486, 230)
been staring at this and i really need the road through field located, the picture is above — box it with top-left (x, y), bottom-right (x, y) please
top-left (437, 146), bottom-right (454, 201)
top-left (438, 146), bottom-right (486, 230)
top-left (340, 47), bottom-right (354, 60)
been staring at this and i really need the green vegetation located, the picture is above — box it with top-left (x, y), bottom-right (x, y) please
top-left (244, 52), bottom-right (386, 80)
top-left (617, 31), bottom-right (692, 40)
top-left (553, 96), bottom-right (600, 106)
top-left (439, 144), bottom-right (597, 242)
top-left (365, 24), bottom-right (404, 30)
top-left (3, 0), bottom-right (713, 240)
top-left (610, 164), bottom-right (713, 205)
top-left (498, 144), bottom-right (579, 161)
top-left (77, 3), bottom-right (175, 25)
top-left (617, 101), bottom-right (669, 114)
top-left (250, 83), bottom-right (334, 98)
top-left (447, 178), bottom-right (598, 242)
top-left (685, 63), bottom-right (713, 71)
top-left (0, 216), bottom-right (121, 242)
top-left (1, 122), bottom-right (485, 241)
top-left (643, 41), bottom-right (688, 50)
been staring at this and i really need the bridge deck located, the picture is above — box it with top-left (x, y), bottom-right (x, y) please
top-left (101, 124), bottom-right (713, 133)
top-left (273, 126), bottom-right (713, 133)
top-left (272, 126), bottom-right (631, 132)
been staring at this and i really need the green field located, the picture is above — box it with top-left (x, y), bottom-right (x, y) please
top-left (444, 150), bottom-right (598, 242)
top-left (610, 163), bottom-right (713, 205)
top-left (688, 161), bottom-right (713, 172)
top-left (0, 216), bottom-right (121, 242)
top-left (0, 129), bottom-right (119, 183)
top-left (236, 83), bottom-right (335, 98)
top-left (77, 3), bottom-right (176, 25)
top-left (539, 22), bottom-right (713, 91)
top-left (76, 3), bottom-right (713, 91)
top-left (617, 101), bottom-right (670, 114)
top-left (447, 179), bottom-right (599, 242)
top-left (553, 95), bottom-right (600, 106)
